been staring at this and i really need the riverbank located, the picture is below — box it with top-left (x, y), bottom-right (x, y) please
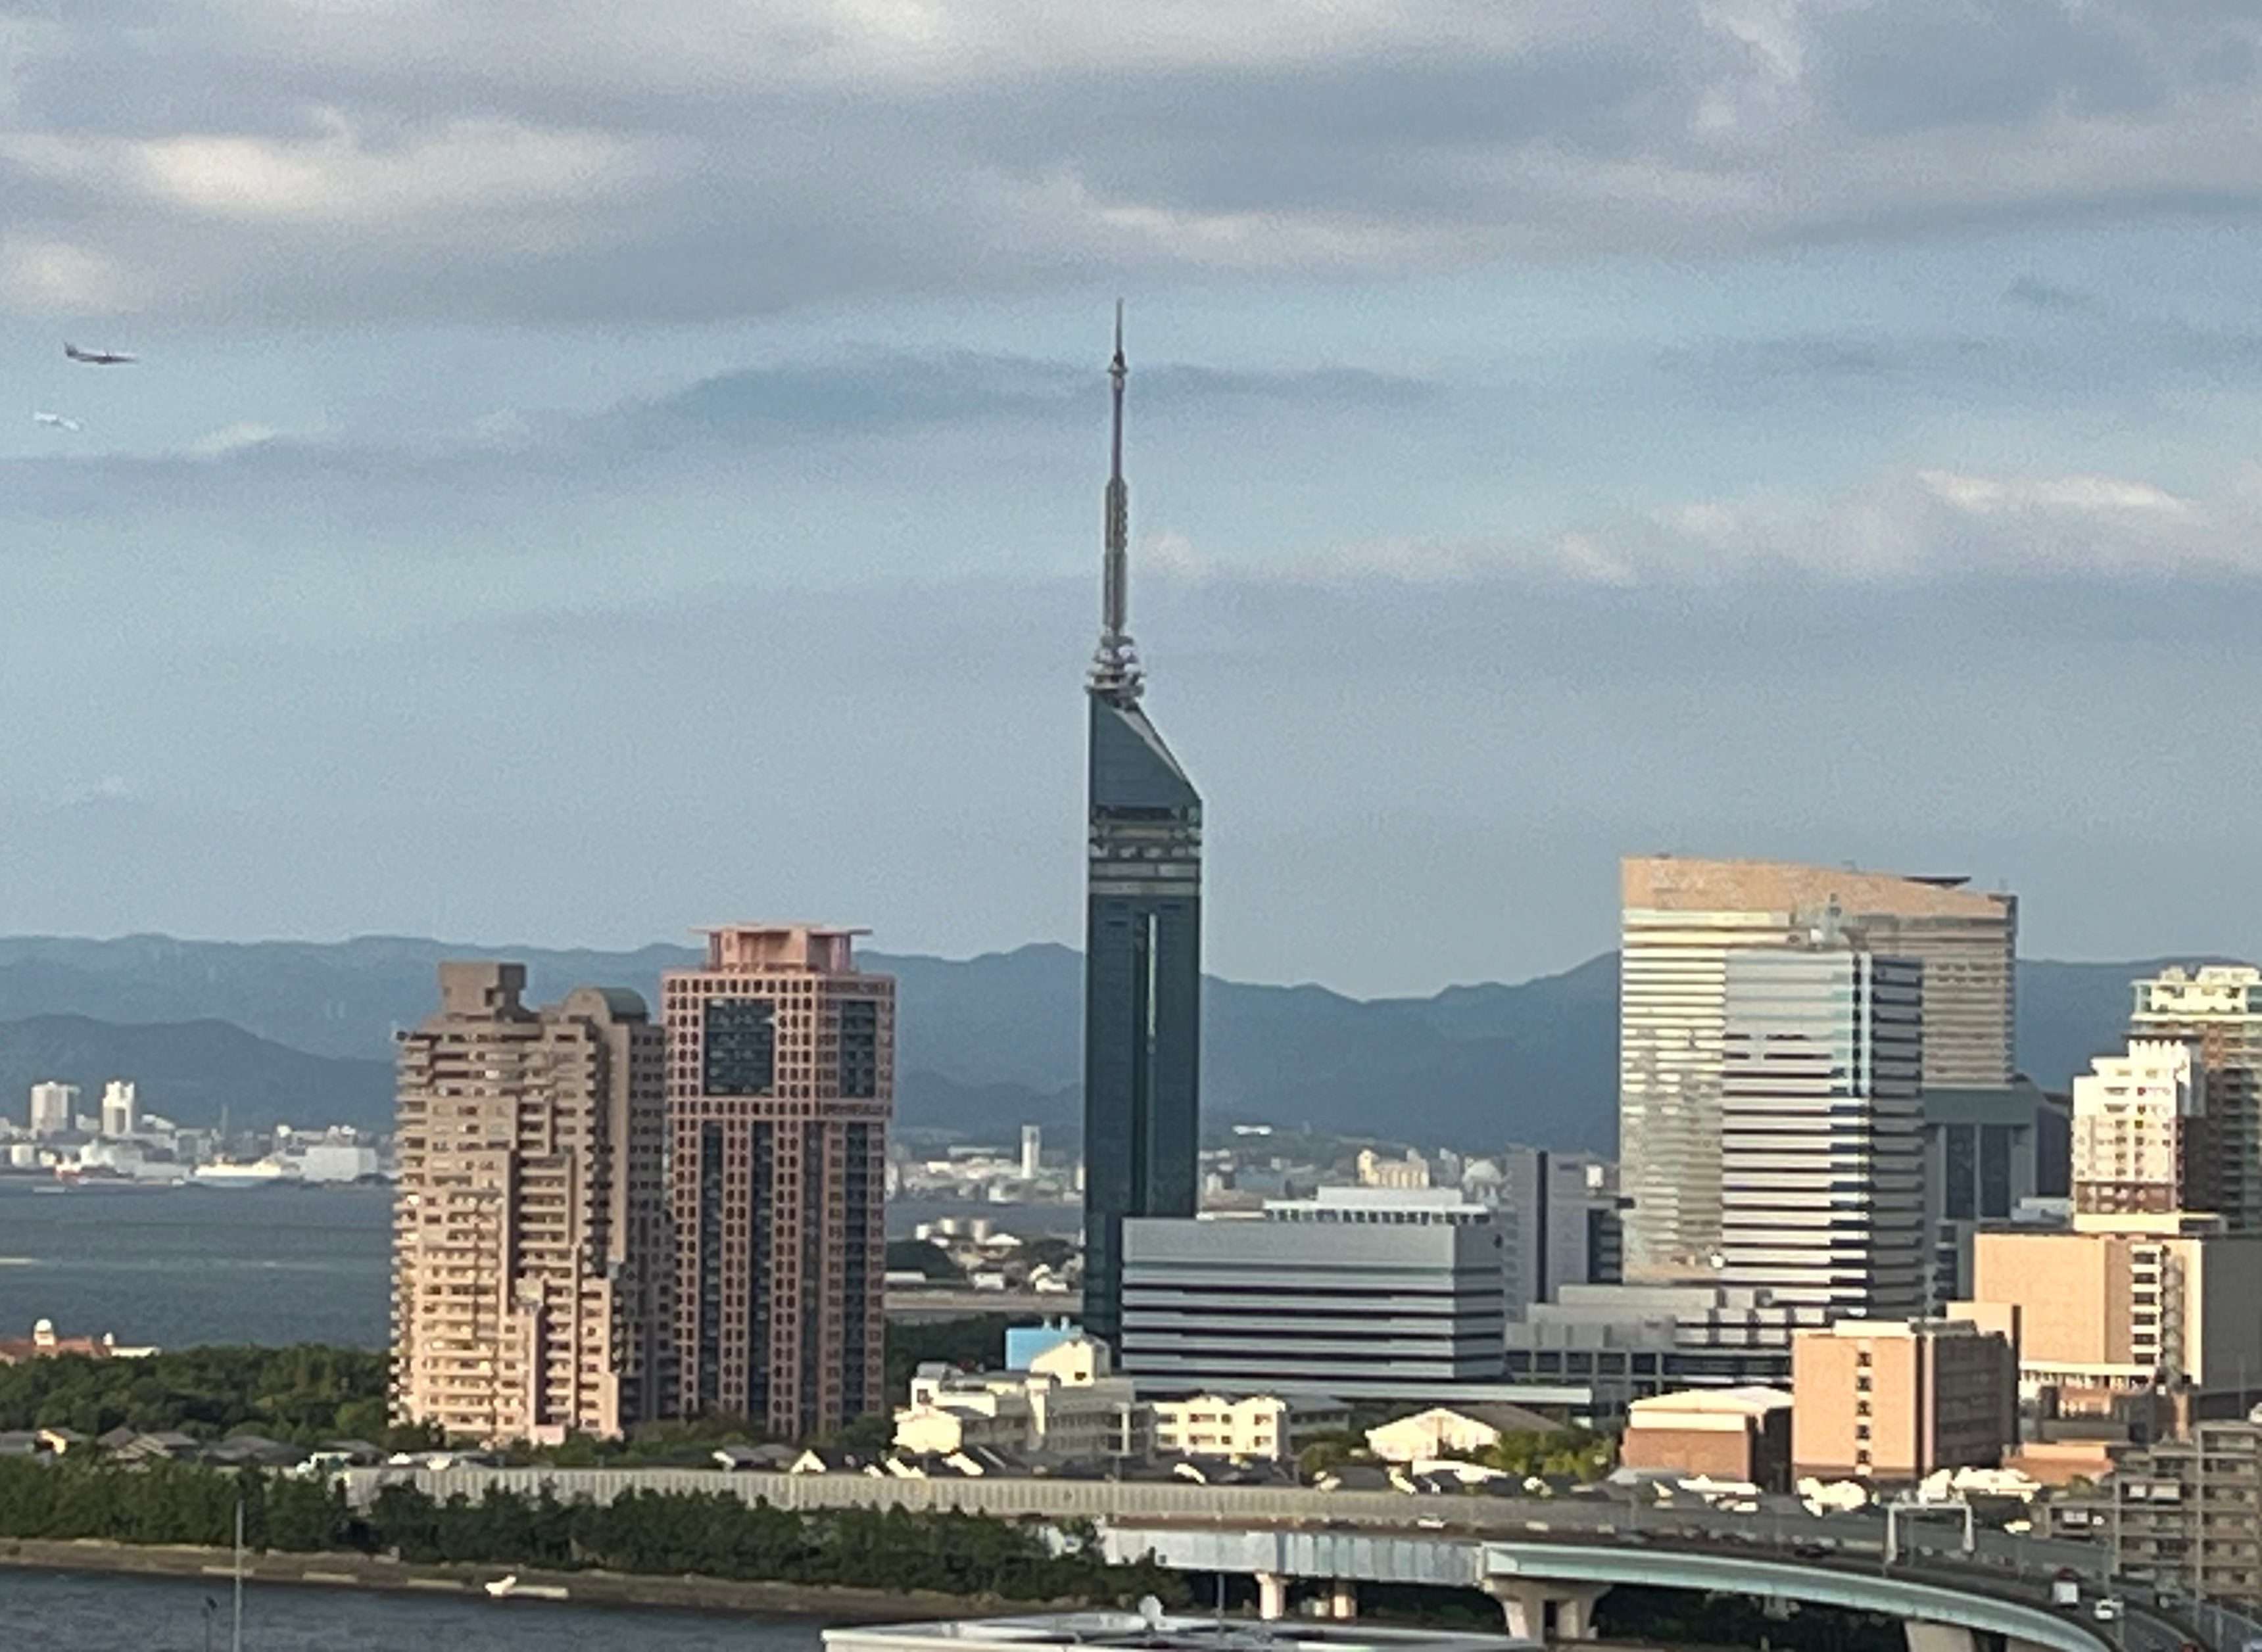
top-left (0, 1536), bottom-right (1044, 1621)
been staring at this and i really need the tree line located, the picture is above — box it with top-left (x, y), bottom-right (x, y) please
top-left (0, 1319), bottom-right (1029, 1452)
top-left (0, 1454), bottom-right (1184, 1603)
top-left (0, 1344), bottom-right (391, 1446)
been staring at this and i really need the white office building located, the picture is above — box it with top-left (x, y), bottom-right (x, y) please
top-left (28, 1081), bottom-right (77, 1139)
top-left (1716, 945), bottom-right (1927, 1327)
top-left (98, 1080), bottom-right (137, 1139)
top-left (1119, 1187), bottom-right (1510, 1398)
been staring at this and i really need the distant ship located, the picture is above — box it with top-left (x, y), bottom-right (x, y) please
top-left (189, 1158), bottom-right (297, 1190)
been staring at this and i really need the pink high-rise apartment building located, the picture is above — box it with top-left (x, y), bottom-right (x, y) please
top-left (391, 962), bottom-right (670, 1446)
top-left (665, 926), bottom-right (893, 1436)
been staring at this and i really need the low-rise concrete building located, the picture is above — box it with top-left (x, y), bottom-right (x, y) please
top-left (1364, 1403), bottom-right (1564, 1465)
top-left (892, 1334), bottom-right (1146, 1462)
top-left (1790, 1318), bottom-right (2016, 1484)
top-left (1148, 1392), bottom-right (1350, 1462)
top-left (1619, 1386), bottom-right (1791, 1489)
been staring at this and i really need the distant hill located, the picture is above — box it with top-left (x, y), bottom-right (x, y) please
top-left (0, 935), bottom-right (2217, 1149)
top-left (0, 1014), bottom-right (391, 1133)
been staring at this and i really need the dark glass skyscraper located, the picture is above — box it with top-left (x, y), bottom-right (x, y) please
top-left (1082, 309), bottom-right (1203, 1348)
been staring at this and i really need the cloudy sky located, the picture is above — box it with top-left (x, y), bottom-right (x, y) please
top-left (1, 1), bottom-right (2261, 997)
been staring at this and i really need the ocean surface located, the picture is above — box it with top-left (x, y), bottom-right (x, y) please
top-left (0, 1568), bottom-right (831, 1649)
top-left (0, 1179), bottom-right (1077, 1350)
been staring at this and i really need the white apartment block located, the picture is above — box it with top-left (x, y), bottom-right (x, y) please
top-left (99, 1080), bottom-right (137, 1139)
top-left (2073, 1039), bottom-right (2205, 1218)
top-left (27, 1081), bottom-right (76, 1139)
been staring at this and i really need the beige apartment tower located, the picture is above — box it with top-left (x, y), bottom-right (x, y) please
top-left (391, 963), bottom-right (669, 1446)
top-left (666, 926), bottom-right (893, 1437)
top-left (1619, 855), bottom-right (2015, 1281)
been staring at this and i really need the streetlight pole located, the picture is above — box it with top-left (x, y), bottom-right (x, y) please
top-left (231, 1495), bottom-right (244, 1652)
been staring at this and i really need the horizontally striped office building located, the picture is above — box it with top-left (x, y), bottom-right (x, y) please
top-left (1716, 945), bottom-right (1928, 1327)
top-left (1117, 1189), bottom-right (1510, 1400)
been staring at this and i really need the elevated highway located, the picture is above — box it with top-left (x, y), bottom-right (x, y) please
top-left (1101, 1524), bottom-right (2147, 1652)
top-left (336, 1466), bottom-right (2205, 1650)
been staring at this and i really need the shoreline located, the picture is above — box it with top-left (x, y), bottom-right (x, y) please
top-left (0, 1536), bottom-right (1046, 1621)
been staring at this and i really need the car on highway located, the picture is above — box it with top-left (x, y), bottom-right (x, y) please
top-left (1791, 1542), bottom-right (1835, 1561)
top-left (2091, 1597), bottom-right (2125, 1622)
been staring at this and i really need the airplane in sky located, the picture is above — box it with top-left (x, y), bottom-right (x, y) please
top-left (32, 411), bottom-right (82, 431)
top-left (63, 342), bottom-right (134, 365)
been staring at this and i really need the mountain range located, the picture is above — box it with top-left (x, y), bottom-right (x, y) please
top-left (0, 934), bottom-right (2211, 1148)
top-left (0, 944), bottom-right (2207, 1148)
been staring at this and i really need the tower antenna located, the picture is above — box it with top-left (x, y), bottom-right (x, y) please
top-left (1090, 300), bottom-right (1142, 701)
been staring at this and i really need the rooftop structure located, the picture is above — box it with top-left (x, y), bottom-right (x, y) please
top-left (1264, 1186), bottom-right (1497, 1223)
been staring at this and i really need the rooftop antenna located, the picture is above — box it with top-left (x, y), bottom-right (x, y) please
top-left (1089, 300), bottom-right (1142, 703)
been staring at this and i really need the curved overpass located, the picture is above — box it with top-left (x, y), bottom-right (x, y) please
top-left (1102, 1526), bottom-right (2126, 1652)
top-left (1483, 1540), bottom-right (2113, 1652)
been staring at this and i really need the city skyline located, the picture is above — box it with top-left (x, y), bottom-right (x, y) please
top-left (0, 13), bottom-right (2259, 997)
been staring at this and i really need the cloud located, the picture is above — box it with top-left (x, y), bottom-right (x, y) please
top-left (1260, 463), bottom-right (2262, 588)
top-left (0, 331), bottom-right (2253, 604)
top-left (0, 344), bottom-right (1440, 525)
top-left (1, 1), bottom-right (2259, 323)
top-left (0, 235), bottom-right (144, 314)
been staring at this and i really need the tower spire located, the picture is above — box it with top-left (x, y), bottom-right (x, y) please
top-left (1090, 299), bottom-right (1142, 701)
